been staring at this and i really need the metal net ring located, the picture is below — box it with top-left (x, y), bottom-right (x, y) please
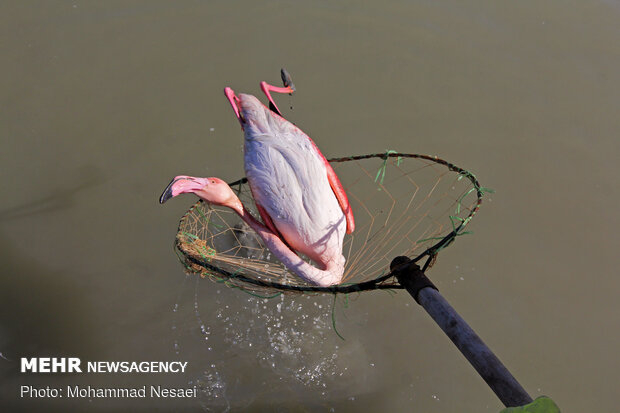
top-left (172, 152), bottom-right (485, 295)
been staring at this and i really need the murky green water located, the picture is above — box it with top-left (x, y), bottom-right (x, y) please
top-left (1, 1), bottom-right (618, 411)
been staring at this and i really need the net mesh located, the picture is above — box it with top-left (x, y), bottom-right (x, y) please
top-left (173, 152), bottom-right (484, 294)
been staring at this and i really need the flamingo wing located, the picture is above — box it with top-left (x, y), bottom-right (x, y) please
top-left (306, 139), bottom-right (355, 234)
top-left (325, 160), bottom-right (355, 234)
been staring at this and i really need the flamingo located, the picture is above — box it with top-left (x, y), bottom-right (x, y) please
top-left (160, 76), bottom-right (354, 287)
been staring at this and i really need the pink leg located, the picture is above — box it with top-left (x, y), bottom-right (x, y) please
top-left (260, 81), bottom-right (294, 116)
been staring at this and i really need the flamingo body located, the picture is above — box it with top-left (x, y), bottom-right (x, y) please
top-left (160, 81), bottom-right (355, 286)
top-left (238, 93), bottom-right (346, 271)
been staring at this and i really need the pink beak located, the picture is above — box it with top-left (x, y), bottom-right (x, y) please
top-left (159, 176), bottom-right (209, 204)
top-left (224, 87), bottom-right (245, 129)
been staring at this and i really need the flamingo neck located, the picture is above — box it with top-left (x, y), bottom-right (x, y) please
top-left (227, 201), bottom-right (343, 287)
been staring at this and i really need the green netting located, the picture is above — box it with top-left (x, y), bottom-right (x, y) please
top-left (173, 152), bottom-right (485, 294)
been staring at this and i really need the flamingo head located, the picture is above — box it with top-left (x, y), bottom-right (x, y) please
top-left (159, 176), bottom-right (241, 210)
top-left (224, 88), bottom-right (278, 134)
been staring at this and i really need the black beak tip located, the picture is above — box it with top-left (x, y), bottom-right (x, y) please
top-left (159, 178), bottom-right (176, 204)
top-left (159, 191), bottom-right (170, 204)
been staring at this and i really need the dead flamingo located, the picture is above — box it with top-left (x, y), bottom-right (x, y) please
top-left (160, 73), bottom-right (354, 286)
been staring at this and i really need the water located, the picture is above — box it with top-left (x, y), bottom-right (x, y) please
top-left (1, 1), bottom-right (619, 411)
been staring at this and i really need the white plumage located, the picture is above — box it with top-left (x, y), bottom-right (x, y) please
top-left (239, 93), bottom-right (346, 270)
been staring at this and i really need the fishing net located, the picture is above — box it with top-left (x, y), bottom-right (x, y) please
top-left (173, 152), bottom-right (485, 295)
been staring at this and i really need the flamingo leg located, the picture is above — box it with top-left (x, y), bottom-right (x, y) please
top-left (260, 81), bottom-right (294, 116)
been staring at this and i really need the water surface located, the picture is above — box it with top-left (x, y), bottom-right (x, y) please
top-left (1, 1), bottom-right (619, 411)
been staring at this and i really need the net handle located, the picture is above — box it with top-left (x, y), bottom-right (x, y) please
top-left (391, 257), bottom-right (533, 407)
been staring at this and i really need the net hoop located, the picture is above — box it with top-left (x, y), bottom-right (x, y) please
top-left (173, 152), bottom-right (484, 295)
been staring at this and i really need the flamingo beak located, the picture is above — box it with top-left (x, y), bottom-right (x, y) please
top-left (159, 176), bottom-right (209, 204)
top-left (224, 87), bottom-right (245, 130)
